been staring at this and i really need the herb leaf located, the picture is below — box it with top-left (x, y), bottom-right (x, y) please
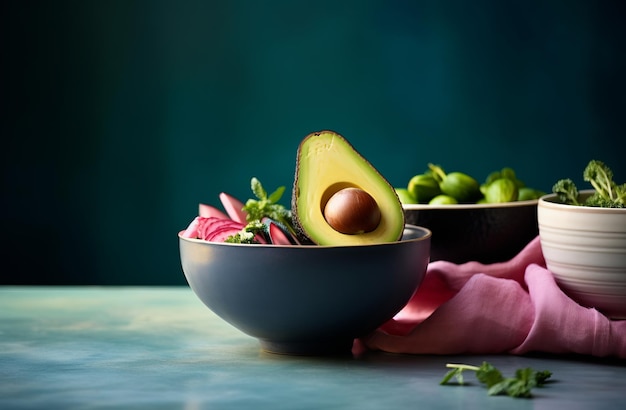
top-left (226, 178), bottom-right (296, 244)
top-left (475, 361), bottom-right (504, 388)
top-left (441, 368), bottom-right (463, 385)
top-left (440, 363), bottom-right (479, 385)
top-left (243, 177), bottom-right (293, 228)
top-left (441, 362), bottom-right (552, 399)
top-left (267, 185), bottom-right (285, 204)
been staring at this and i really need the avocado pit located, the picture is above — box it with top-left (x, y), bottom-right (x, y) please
top-left (323, 187), bottom-right (381, 234)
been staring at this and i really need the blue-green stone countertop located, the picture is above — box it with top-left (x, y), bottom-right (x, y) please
top-left (1, 287), bottom-right (625, 409)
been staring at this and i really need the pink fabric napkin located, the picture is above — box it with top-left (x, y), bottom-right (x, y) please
top-left (357, 236), bottom-right (626, 358)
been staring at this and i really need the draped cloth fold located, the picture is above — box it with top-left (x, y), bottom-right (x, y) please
top-left (357, 236), bottom-right (626, 358)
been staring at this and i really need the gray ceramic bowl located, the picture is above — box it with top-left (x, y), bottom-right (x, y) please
top-left (403, 200), bottom-right (538, 264)
top-left (179, 224), bottom-right (431, 355)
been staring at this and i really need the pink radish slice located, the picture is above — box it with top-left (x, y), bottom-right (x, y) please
top-left (199, 203), bottom-right (229, 219)
top-left (262, 217), bottom-right (300, 245)
top-left (200, 216), bottom-right (240, 230)
top-left (197, 217), bottom-right (244, 240)
top-left (196, 216), bottom-right (266, 244)
top-left (267, 222), bottom-right (293, 245)
top-left (206, 226), bottom-right (244, 242)
top-left (181, 216), bottom-right (201, 238)
top-left (208, 227), bottom-right (266, 243)
top-left (219, 192), bottom-right (247, 223)
top-left (263, 218), bottom-right (293, 245)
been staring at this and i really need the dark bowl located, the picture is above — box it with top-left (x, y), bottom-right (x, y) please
top-left (403, 200), bottom-right (538, 264)
top-left (179, 224), bottom-right (431, 355)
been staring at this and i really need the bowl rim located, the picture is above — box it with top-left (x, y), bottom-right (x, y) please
top-left (539, 189), bottom-right (626, 213)
top-left (402, 198), bottom-right (539, 210)
top-left (178, 223), bottom-right (432, 249)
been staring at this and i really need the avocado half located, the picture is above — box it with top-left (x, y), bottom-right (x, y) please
top-left (292, 130), bottom-right (405, 246)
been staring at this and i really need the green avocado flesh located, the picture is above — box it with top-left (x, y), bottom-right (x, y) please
top-left (292, 130), bottom-right (405, 246)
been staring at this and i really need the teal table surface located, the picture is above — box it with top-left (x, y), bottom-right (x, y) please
top-left (1, 286), bottom-right (625, 409)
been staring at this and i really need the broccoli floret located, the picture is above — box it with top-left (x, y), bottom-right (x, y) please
top-left (617, 183), bottom-right (626, 205)
top-left (552, 178), bottom-right (581, 205)
top-left (582, 160), bottom-right (625, 208)
top-left (585, 190), bottom-right (625, 208)
top-left (225, 220), bottom-right (267, 244)
top-left (583, 160), bottom-right (615, 201)
top-left (553, 160), bottom-right (624, 208)
top-left (585, 193), bottom-right (619, 208)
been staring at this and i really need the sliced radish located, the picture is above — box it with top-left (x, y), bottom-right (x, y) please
top-left (206, 225), bottom-right (267, 243)
top-left (219, 192), bottom-right (248, 224)
top-left (206, 226), bottom-right (244, 242)
top-left (193, 216), bottom-right (266, 244)
top-left (262, 217), bottom-right (300, 245)
top-left (181, 216), bottom-right (201, 238)
top-left (197, 217), bottom-right (243, 240)
top-left (268, 222), bottom-right (294, 245)
top-left (199, 203), bottom-right (229, 219)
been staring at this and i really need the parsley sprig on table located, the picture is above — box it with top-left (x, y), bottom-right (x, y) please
top-left (440, 362), bottom-right (552, 398)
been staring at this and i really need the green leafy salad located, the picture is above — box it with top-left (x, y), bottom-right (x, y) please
top-left (552, 160), bottom-right (625, 208)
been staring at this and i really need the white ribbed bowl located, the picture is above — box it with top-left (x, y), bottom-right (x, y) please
top-left (538, 190), bottom-right (626, 319)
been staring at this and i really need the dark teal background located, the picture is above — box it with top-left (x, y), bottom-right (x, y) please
top-left (3, 0), bottom-right (625, 285)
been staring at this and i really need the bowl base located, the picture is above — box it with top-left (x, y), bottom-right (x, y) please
top-left (552, 281), bottom-right (626, 320)
top-left (259, 338), bottom-right (355, 356)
